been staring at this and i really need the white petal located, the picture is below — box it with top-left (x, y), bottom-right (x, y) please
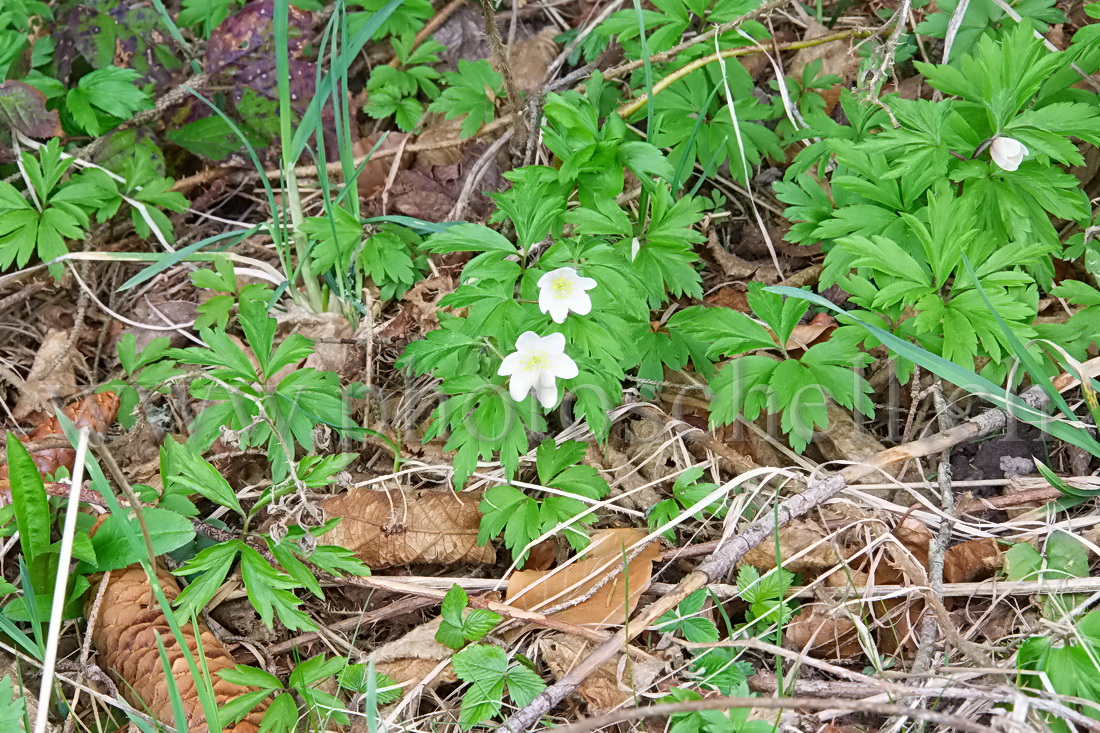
top-left (568, 292), bottom-right (592, 316)
top-left (537, 270), bottom-right (554, 289)
top-left (538, 287), bottom-right (556, 317)
top-left (552, 352), bottom-right (579, 379)
top-left (576, 276), bottom-right (597, 291)
top-left (547, 302), bottom-right (569, 323)
top-left (515, 331), bottom-right (542, 351)
top-left (535, 385), bottom-right (557, 408)
top-left (508, 371), bottom-right (534, 402)
top-left (990, 137), bottom-right (1026, 172)
top-left (542, 332), bottom-right (567, 353)
top-left (630, 237), bottom-right (641, 261)
top-left (498, 352), bottom-right (523, 376)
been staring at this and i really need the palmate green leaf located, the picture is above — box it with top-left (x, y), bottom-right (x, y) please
top-left (238, 545), bottom-right (315, 631)
top-left (708, 355), bottom-right (777, 427)
top-left (423, 222), bottom-right (516, 255)
top-left (0, 677), bottom-right (27, 732)
top-left (428, 59), bottom-right (502, 138)
top-left (666, 305), bottom-right (775, 358)
top-left (746, 282), bottom-right (809, 347)
top-left (162, 438), bottom-right (245, 516)
top-left (453, 644), bottom-right (508, 728)
top-left (65, 66), bottom-right (151, 135)
top-left (490, 168), bottom-right (570, 251)
top-left (772, 286), bottom-right (1100, 457)
top-left (534, 439), bottom-right (587, 483)
top-left (505, 662), bottom-right (546, 707)
top-left (173, 540), bottom-right (242, 619)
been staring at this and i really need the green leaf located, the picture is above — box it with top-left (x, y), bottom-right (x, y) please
top-left (161, 439), bottom-right (245, 516)
top-left (453, 644), bottom-right (508, 729)
top-left (238, 545), bottom-right (315, 631)
top-left (428, 59), bottom-right (503, 138)
top-left (85, 507), bottom-right (195, 572)
top-left (6, 433), bottom-right (51, 597)
top-left (173, 541), bottom-right (242, 619)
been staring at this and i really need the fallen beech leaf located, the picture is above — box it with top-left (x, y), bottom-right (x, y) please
top-left (319, 488), bottom-right (495, 568)
top-left (784, 603), bottom-right (862, 658)
top-left (784, 315), bottom-right (836, 351)
top-left (354, 132), bottom-right (412, 199)
top-left (13, 329), bottom-right (78, 421)
top-left (506, 528), bottom-right (660, 627)
top-left (789, 19), bottom-right (859, 84)
top-left (87, 562), bottom-right (266, 732)
top-left (367, 617), bottom-right (457, 690)
top-left (741, 519), bottom-right (840, 574)
top-left (540, 633), bottom-right (663, 713)
top-left (943, 538), bottom-right (1005, 584)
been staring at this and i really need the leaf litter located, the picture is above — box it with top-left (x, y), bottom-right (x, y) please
top-left (1, 0), bottom-right (1100, 730)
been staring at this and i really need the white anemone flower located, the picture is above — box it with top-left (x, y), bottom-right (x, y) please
top-left (989, 136), bottom-right (1028, 172)
top-left (537, 267), bottom-right (597, 323)
top-left (498, 331), bottom-right (578, 408)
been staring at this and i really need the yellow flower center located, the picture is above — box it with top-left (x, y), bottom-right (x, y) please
top-left (521, 352), bottom-right (549, 371)
top-left (550, 276), bottom-right (574, 298)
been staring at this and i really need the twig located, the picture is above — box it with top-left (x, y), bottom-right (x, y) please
top-left (550, 694), bottom-right (998, 733)
top-left (618, 28), bottom-right (872, 118)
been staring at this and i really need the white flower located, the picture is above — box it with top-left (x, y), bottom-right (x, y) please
top-left (537, 267), bottom-right (597, 323)
top-left (990, 136), bottom-right (1028, 172)
top-left (497, 331), bottom-right (578, 408)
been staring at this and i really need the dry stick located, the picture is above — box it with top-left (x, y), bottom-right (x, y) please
top-left (617, 28), bottom-right (872, 118)
top-left (495, 356), bottom-right (1100, 733)
top-left (550, 695), bottom-right (998, 733)
top-left (911, 382), bottom-right (958, 675)
top-left (477, 0), bottom-right (525, 148)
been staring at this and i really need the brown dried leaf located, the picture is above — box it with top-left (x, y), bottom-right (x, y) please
top-left (788, 20), bottom-right (859, 84)
top-left (540, 633), bottom-right (663, 714)
top-left (0, 392), bottom-right (121, 493)
top-left (741, 519), bottom-right (840, 575)
top-left (367, 616), bottom-right (457, 690)
top-left (319, 488), bottom-right (495, 568)
top-left (943, 538), bottom-right (1004, 584)
top-left (503, 28), bottom-right (558, 93)
top-left (354, 132), bottom-right (412, 199)
top-left (784, 603), bottom-right (862, 658)
top-left (13, 329), bottom-right (78, 421)
top-left (87, 563), bottom-right (266, 732)
top-left (506, 528), bottom-right (660, 627)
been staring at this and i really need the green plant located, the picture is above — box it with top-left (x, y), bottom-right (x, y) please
top-left (61, 66), bottom-right (152, 136)
top-left (1006, 530), bottom-right (1089, 621)
top-left (165, 287), bottom-right (360, 478)
top-left (452, 642), bottom-right (546, 729)
top-left (1010, 532), bottom-right (1099, 732)
top-left (648, 466), bottom-right (727, 541)
top-left (428, 59), bottom-right (505, 139)
top-left (478, 439), bottom-right (611, 563)
top-left (0, 1), bottom-right (53, 78)
top-left (668, 283), bottom-right (874, 452)
top-left (0, 139), bottom-right (106, 277)
top-left (436, 584), bottom-right (503, 650)
top-left (655, 589), bottom-right (776, 732)
top-left (774, 25), bottom-right (1100, 384)
top-left (220, 655), bottom-right (400, 732)
top-left (363, 36), bottom-right (444, 132)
